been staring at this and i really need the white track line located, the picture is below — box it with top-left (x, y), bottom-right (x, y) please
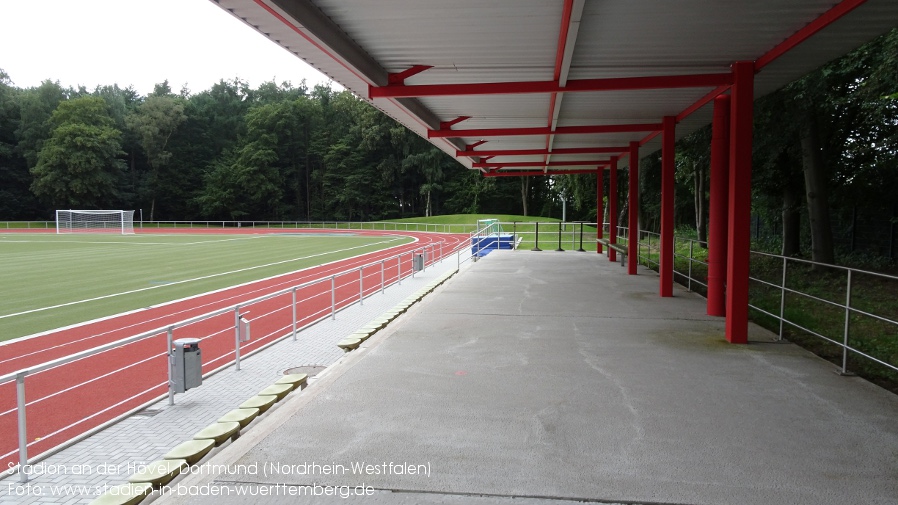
top-left (0, 238), bottom-right (401, 321)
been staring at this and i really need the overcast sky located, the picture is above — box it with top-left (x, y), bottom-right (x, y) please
top-left (0, 0), bottom-right (331, 95)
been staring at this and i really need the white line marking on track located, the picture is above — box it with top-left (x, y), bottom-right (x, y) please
top-left (0, 238), bottom-right (402, 321)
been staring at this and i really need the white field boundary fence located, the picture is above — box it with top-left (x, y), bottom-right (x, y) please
top-left (613, 226), bottom-right (898, 382)
top-left (5, 220), bottom-right (599, 242)
top-left (1, 238), bottom-right (483, 482)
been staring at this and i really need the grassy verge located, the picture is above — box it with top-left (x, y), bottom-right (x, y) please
top-left (637, 233), bottom-right (898, 394)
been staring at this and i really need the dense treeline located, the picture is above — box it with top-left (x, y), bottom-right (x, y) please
top-left (562, 28), bottom-right (898, 265)
top-left (1, 28), bottom-right (896, 265)
top-left (0, 77), bottom-right (555, 223)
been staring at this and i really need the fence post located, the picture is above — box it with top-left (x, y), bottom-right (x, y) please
top-left (688, 240), bottom-right (694, 292)
top-left (778, 256), bottom-right (787, 341)
top-left (167, 327), bottom-right (175, 405)
top-left (556, 223), bottom-right (564, 252)
top-left (292, 288), bottom-right (297, 341)
top-left (331, 276), bottom-right (336, 320)
top-left (234, 307), bottom-right (241, 371)
top-left (577, 223), bottom-right (585, 252)
top-left (532, 222), bottom-right (542, 251)
top-left (17, 372), bottom-right (28, 483)
top-left (841, 269), bottom-right (853, 375)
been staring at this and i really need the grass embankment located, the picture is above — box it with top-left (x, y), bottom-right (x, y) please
top-left (389, 214), bottom-right (599, 251)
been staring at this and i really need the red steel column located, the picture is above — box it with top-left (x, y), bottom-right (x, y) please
top-left (708, 94), bottom-right (730, 316)
top-left (597, 169), bottom-right (604, 254)
top-left (627, 142), bottom-right (639, 275)
top-left (660, 116), bottom-right (676, 297)
top-left (608, 158), bottom-right (619, 262)
top-left (726, 61), bottom-right (754, 344)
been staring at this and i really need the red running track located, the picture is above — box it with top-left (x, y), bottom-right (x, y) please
top-left (0, 228), bottom-right (469, 468)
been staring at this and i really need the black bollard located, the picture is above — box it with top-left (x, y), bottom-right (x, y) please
top-left (577, 222), bottom-right (586, 252)
top-left (531, 222), bottom-right (542, 251)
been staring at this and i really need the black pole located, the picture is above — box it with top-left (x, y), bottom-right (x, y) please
top-left (531, 222), bottom-right (542, 251)
top-left (556, 222), bottom-right (564, 251)
top-left (577, 222), bottom-right (586, 252)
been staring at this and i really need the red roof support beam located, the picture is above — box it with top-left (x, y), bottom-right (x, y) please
top-left (726, 62), bottom-right (755, 344)
top-left (474, 160), bottom-right (610, 169)
top-left (660, 116), bottom-right (676, 298)
top-left (608, 157), bottom-right (619, 262)
top-left (708, 95), bottom-right (731, 317)
top-left (484, 169), bottom-right (598, 177)
top-left (627, 141), bottom-right (639, 275)
top-left (430, 123), bottom-right (661, 139)
top-left (370, 73), bottom-right (733, 99)
top-left (440, 116), bottom-right (470, 130)
top-left (388, 65), bottom-right (433, 85)
top-left (597, 167), bottom-right (604, 254)
top-left (457, 146), bottom-right (628, 157)
top-left (755, 0), bottom-right (868, 71)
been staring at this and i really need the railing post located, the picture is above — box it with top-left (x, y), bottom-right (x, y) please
top-left (331, 276), bottom-right (336, 320)
top-left (234, 307), bottom-right (241, 371)
top-left (17, 372), bottom-right (28, 483)
top-left (292, 288), bottom-right (297, 341)
top-left (688, 239), bottom-right (694, 292)
top-left (532, 222), bottom-right (542, 251)
top-left (778, 256), bottom-right (787, 341)
top-left (577, 222), bottom-right (585, 252)
top-left (556, 222), bottom-right (564, 252)
top-left (167, 327), bottom-right (174, 405)
top-left (841, 269), bottom-right (853, 375)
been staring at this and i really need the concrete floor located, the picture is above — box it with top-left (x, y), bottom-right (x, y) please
top-left (160, 251), bottom-right (898, 505)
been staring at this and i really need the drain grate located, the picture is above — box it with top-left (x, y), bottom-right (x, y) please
top-left (284, 365), bottom-right (327, 378)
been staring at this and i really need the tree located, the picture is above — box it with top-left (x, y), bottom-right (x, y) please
top-left (0, 69), bottom-right (40, 219)
top-left (125, 89), bottom-right (186, 220)
top-left (30, 96), bottom-right (125, 208)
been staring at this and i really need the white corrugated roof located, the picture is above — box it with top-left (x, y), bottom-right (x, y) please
top-left (211, 0), bottom-right (898, 173)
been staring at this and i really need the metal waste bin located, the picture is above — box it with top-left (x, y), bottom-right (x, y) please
top-left (171, 338), bottom-right (202, 393)
top-left (413, 253), bottom-right (425, 272)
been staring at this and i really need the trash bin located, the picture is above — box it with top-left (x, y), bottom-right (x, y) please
top-left (413, 254), bottom-right (425, 272)
top-left (171, 338), bottom-right (202, 393)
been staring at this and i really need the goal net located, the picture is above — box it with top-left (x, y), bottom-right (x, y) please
top-left (56, 210), bottom-right (136, 234)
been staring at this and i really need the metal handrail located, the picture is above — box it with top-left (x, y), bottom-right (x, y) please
top-left (2, 237), bottom-right (475, 479)
top-left (615, 226), bottom-right (898, 379)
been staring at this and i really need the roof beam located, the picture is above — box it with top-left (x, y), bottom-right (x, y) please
top-left (457, 146), bottom-right (628, 157)
top-left (430, 123), bottom-right (662, 139)
top-left (474, 160), bottom-right (610, 168)
top-left (755, 0), bottom-right (868, 71)
top-left (263, 0), bottom-right (465, 153)
top-left (370, 73), bottom-right (732, 99)
top-left (484, 169), bottom-right (599, 177)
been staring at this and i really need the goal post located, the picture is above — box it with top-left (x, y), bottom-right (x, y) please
top-left (56, 210), bottom-right (136, 234)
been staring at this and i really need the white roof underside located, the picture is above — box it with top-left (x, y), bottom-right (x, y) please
top-left (211, 0), bottom-right (898, 172)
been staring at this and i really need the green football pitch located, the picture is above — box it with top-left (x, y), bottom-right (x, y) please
top-left (0, 232), bottom-right (413, 342)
